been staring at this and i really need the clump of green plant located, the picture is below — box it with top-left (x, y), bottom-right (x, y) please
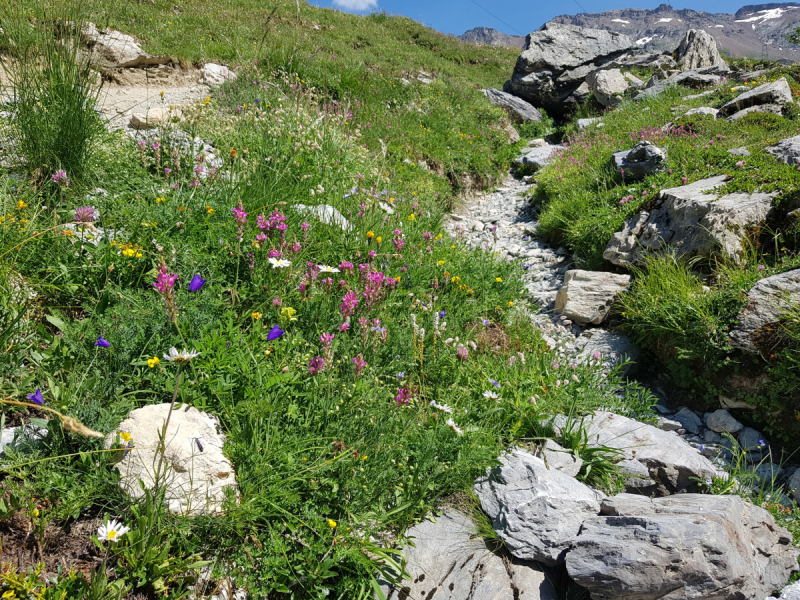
top-left (0, 2), bottom-right (104, 187)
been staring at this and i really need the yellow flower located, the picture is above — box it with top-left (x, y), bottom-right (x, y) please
top-left (122, 248), bottom-right (135, 258)
top-left (438, 260), bottom-right (445, 266)
top-left (3, 589), bottom-right (17, 598)
top-left (135, 252), bottom-right (142, 258)
top-left (160, 90), bottom-right (164, 98)
top-left (408, 213), bottom-right (415, 221)
top-left (367, 231), bottom-right (375, 239)
top-left (376, 236), bottom-right (382, 244)
top-left (328, 519), bottom-right (337, 529)
top-left (252, 312), bottom-right (262, 321)
top-left (16, 200), bottom-right (27, 210)
top-left (31, 508), bottom-right (39, 518)
top-left (203, 96), bottom-right (211, 105)
top-left (230, 148), bottom-right (238, 158)
top-left (156, 197), bottom-right (166, 203)
top-left (451, 245), bottom-right (456, 249)
top-left (147, 357), bottom-right (160, 368)
top-left (120, 432), bottom-right (133, 442)
top-left (435, 234), bottom-right (442, 241)
top-left (496, 277), bottom-right (503, 283)
top-left (206, 206), bottom-right (215, 214)
top-left (508, 301), bottom-right (514, 307)
top-left (281, 307), bottom-right (297, 321)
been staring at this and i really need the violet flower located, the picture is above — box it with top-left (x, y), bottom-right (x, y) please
top-left (52, 169), bottom-right (69, 187)
top-left (267, 324), bottom-right (285, 341)
top-left (28, 388), bottom-right (44, 405)
top-left (189, 274), bottom-right (207, 292)
top-left (95, 336), bottom-right (111, 348)
top-left (74, 206), bottom-right (97, 224)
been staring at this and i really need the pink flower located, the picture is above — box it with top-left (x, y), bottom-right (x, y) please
top-left (395, 388), bottom-right (411, 406)
top-left (353, 354), bottom-right (367, 377)
top-left (341, 291), bottom-right (359, 318)
top-left (308, 356), bottom-right (325, 375)
top-left (757, 264), bottom-right (766, 271)
top-left (51, 169), bottom-right (69, 187)
top-left (272, 297), bottom-right (283, 307)
top-left (735, 160), bottom-right (745, 168)
top-left (592, 351), bottom-right (602, 361)
top-left (681, 177), bottom-right (688, 184)
top-left (456, 345), bottom-right (469, 361)
top-left (338, 322), bottom-right (350, 332)
top-left (153, 259), bottom-right (179, 322)
top-left (232, 201), bottom-right (248, 242)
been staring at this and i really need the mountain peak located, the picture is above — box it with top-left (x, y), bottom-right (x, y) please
top-left (459, 27), bottom-right (525, 49)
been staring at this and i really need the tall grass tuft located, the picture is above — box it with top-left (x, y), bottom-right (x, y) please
top-left (0, 1), bottom-right (104, 187)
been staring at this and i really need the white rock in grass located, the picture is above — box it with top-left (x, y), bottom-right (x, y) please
top-left (534, 439), bottom-right (584, 477)
top-left (705, 409), bottom-right (743, 433)
top-left (0, 425), bottom-right (48, 455)
top-left (81, 22), bottom-right (169, 70)
top-left (294, 204), bottom-right (352, 232)
top-left (770, 580), bottom-right (800, 600)
top-left (106, 404), bottom-right (238, 516)
top-left (201, 63), bottom-right (237, 87)
top-left (555, 269), bottom-right (631, 325)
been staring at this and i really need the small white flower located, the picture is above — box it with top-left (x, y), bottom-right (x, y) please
top-left (446, 418), bottom-right (463, 435)
top-left (317, 264), bottom-right (340, 273)
top-left (268, 258), bottom-right (292, 269)
top-left (163, 347), bottom-right (200, 363)
top-left (482, 390), bottom-right (499, 399)
top-left (430, 400), bottom-right (453, 414)
top-left (97, 519), bottom-right (130, 543)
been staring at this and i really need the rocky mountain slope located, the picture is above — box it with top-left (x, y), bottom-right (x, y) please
top-left (550, 2), bottom-right (800, 62)
top-left (459, 26), bottom-right (525, 49)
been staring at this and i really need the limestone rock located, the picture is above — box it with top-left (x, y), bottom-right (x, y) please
top-left (729, 269), bottom-right (800, 354)
top-left (550, 411), bottom-right (718, 493)
top-left (672, 407), bottom-right (703, 435)
top-left (603, 175), bottom-right (777, 266)
top-left (0, 425), bottom-right (48, 455)
top-left (771, 580), bottom-right (800, 600)
top-left (671, 68), bottom-right (725, 88)
top-left (483, 88), bottom-right (543, 123)
top-left (474, 449), bottom-right (601, 566)
top-left (726, 103), bottom-right (784, 122)
top-left (515, 145), bottom-right (561, 170)
top-left (683, 106), bottom-right (718, 118)
top-left (528, 138), bottom-right (547, 148)
top-left (622, 71), bottom-right (644, 87)
top-left (534, 439), bottom-right (583, 478)
top-left (81, 22), bottom-right (169, 70)
top-left (378, 509), bottom-right (558, 600)
top-left (728, 146), bottom-right (751, 156)
top-left (506, 23), bottom-right (634, 116)
top-left (705, 408), bottom-right (743, 433)
top-left (200, 63), bottom-right (237, 87)
top-left (294, 204), bottom-right (352, 231)
top-left (106, 404), bottom-right (238, 516)
top-left (611, 141), bottom-right (667, 180)
top-left (633, 79), bottom-right (674, 101)
top-left (567, 494), bottom-right (799, 600)
top-left (554, 269), bottom-right (631, 325)
top-left (586, 69), bottom-right (629, 107)
top-left (677, 29), bottom-right (728, 70)
top-left (767, 134), bottom-right (800, 165)
top-left (129, 107), bottom-right (182, 130)
top-left (575, 330), bottom-right (639, 373)
top-left (577, 117), bottom-right (603, 130)
top-left (719, 77), bottom-right (793, 117)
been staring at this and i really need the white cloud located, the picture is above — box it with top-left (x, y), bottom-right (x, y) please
top-left (333, 0), bottom-right (378, 11)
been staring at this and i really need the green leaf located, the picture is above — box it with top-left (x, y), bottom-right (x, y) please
top-left (45, 314), bottom-right (66, 331)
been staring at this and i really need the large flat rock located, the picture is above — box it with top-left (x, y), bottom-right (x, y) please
top-left (767, 134), bottom-right (800, 165)
top-left (567, 494), bottom-right (799, 600)
top-left (515, 145), bottom-right (561, 170)
top-left (719, 77), bottom-right (793, 117)
top-left (81, 22), bottom-right (170, 70)
top-left (729, 268), bottom-right (800, 354)
top-left (603, 175), bottom-right (777, 266)
top-left (474, 449), bottom-right (602, 566)
top-left (555, 269), bottom-right (631, 325)
top-left (550, 411), bottom-right (718, 493)
top-left (378, 509), bottom-right (558, 600)
top-left (484, 88), bottom-right (543, 123)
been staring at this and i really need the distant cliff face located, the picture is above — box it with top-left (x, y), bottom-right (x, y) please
top-left (459, 27), bottom-right (525, 50)
top-left (549, 2), bottom-right (800, 62)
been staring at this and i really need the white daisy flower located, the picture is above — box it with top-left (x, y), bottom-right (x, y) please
top-left (446, 418), bottom-right (463, 435)
top-left (268, 258), bottom-right (292, 268)
top-left (430, 400), bottom-right (453, 414)
top-left (97, 519), bottom-right (130, 543)
top-left (482, 390), bottom-right (499, 399)
top-left (317, 264), bottom-right (340, 273)
top-left (163, 347), bottom-right (200, 363)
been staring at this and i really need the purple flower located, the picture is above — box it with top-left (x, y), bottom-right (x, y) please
top-left (481, 319), bottom-right (490, 326)
top-left (757, 264), bottom-right (766, 272)
top-left (456, 345), bottom-right (469, 361)
top-left (395, 388), bottom-right (411, 406)
top-left (189, 274), bottom-right (207, 292)
top-left (267, 324), bottom-right (285, 341)
top-left (308, 356), bottom-right (325, 375)
top-left (439, 309), bottom-right (446, 319)
top-left (353, 354), bottom-right (367, 377)
top-left (489, 378), bottom-right (501, 389)
top-left (27, 388), bottom-right (44, 405)
top-left (52, 169), bottom-right (69, 187)
top-left (591, 351), bottom-right (602, 361)
top-left (73, 206), bottom-right (97, 224)
top-left (95, 336), bottom-right (110, 348)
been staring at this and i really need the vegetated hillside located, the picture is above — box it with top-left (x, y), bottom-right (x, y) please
top-left (550, 2), bottom-right (800, 62)
top-left (459, 27), bottom-right (525, 50)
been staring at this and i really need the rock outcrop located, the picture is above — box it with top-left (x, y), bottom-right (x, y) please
top-left (474, 449), bottom-right (602, 566)
top-left (575, 329), bottom-right (639, 373)
top-left (515, 145), bottom-right (561, 170)
top-left (767, 134), bottom-right (800, 165)
top-left (603, 175), bottom-right (778, 266)
top-left (676, 29), bottom-right (728, 70)
top-left (81, 22), bottom-right (169, 70)
top-left (719, 77), bottom-right (793, 118)
top-left (106, 403), bottom-right (238, 516)
top-left (505, 23), bottom-right (634, 116)
top-left (200, 63), bottom-right (237, 87)
top-left (484, 88), bottom-right (543, 123)
top-left (586, 69), bottom-right (629, 107)
top-left (729, 268), bottom-right (800, 354)
top-left (612, 141), bottom-right (668, 179)
top-left (567, 494), bottom-right (800, 600)
top-left (379, 509), bottom-right (558, 600)
top-left (550, 411), bottom-right (719, 493)
top-left (554, 269), bottom-right (631, 325)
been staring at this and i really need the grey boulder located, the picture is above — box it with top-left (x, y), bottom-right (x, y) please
top-left (554, 269), bottom-right (631, 325)
top-left (677, 29), bottom-right (728, 70)
top-left (682, 106), bottom-right (718, 118)
top-left (633, 79), bottom-right (674, 101)
top-left (603, 175), bottom-right (778, 266)
top-left (719, 77), bottom-right (793, 117)
top-left (550, 411), bottom-right (718, 493)
top-left (726, 103), bottom-right (784, 122)
top-left (586, 68), bottom-right (629, 107)
top-left (515, 145), bottom-right (561, 170)
top-left (575, 329), bottom-right (639, 374)
top-left (200, 63), bottom-right (237, 87)
top-left (705, 408), bottom-right (744, 433)
top-left (729, 269), bottom-right (800, 354)
top-left (378, 509), bottom-right (557, 600)
top-left (671, 68), bottom-right (724, 88)
top-left (767, 134), bottom-right (800, 165)
top-left (771, 580), bottom-right (800, 600)
top-left (474, 449), bottom-right (602, 566)
top-left (506, 23), bottom-right (634, 116)
top-left (567, 494), bottom-right (799, 600)
top-left (484, 88), bottom-right (543, 123)
top-left (672, 407), bottom-right (703, 435)
top-left (534, 439), bottom-right (583, 478)
top-left (612, 141), bottom-right (667, 180)
top-left (81, 22), bottom-right (169, 70)
top-left (577, 117), bottom-right (603, 130)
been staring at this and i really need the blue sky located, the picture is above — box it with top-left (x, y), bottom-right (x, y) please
top-left (311, 0), bottom-right (750, 36)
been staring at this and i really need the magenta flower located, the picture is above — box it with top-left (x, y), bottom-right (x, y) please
top-left (95, 335), bottom-right (110, 348)
top-left (353, 354), bottom-right (367, 377)
top-left (592, 351), bottom-right (602, 361)
top-left (456, 345), bottom-right (469, 361)
top-left (267, 324), bottom-right (285, 341)
top-left (27, 388), bottom-right (44, 405)
top-left (52, 169), bottom-right (69, 187)
top-left (395, 388), bottom-right (411, 407)
top-left (272, 297), bottom-right (283, 307)
top-left (74, 206), bottom-right (97, 224)
top-left (757, 264), bottom-right (766, 271)
top-left (189, 274), bottom-right (206, 292)
top-left (153, 259), bottom-right (179, 322)
top-left (341, 291), bottom-right (359, 318)
top-left (232, 201), bottom-right (248, 242)
top-left (308, 356), bottom-right (325, 375)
